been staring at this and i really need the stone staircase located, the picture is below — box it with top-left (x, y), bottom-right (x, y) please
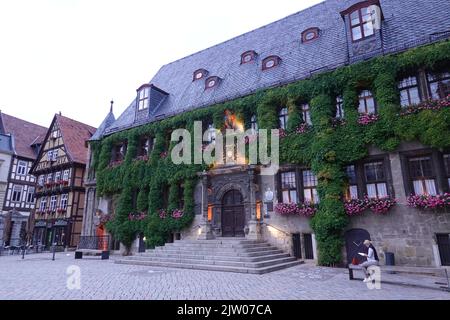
top-left (115, 238), bottom-right (303, 274)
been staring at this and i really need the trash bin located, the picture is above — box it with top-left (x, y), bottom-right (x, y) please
top-left (385, 252), bottom-right (395, 265)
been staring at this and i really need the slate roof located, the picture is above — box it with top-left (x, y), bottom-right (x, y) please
top-left (55, 114), bottom-right (97, 164)
top-left (0, 113), bottom-right (47, 160)
top-left (103, 0), bottom-right (450, 136)
top-left (90, 109), bottom-right (116, 141)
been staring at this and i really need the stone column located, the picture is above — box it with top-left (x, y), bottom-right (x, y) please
top-left (198, 171), bottom-right (214, 240)
top-left (246, 166), bottom-right (262, 240)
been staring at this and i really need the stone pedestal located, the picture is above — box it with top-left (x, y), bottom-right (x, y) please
top-left (246, 220), bottom-right (263, 241)
top-left (197, 221), bottom-right (215, 240)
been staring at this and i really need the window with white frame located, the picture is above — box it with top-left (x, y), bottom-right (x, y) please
top-left (39, 197), bottom-right (47, 211)
top-left (17, 161), bottom-right (27, 175)
top-left (399, 76), bottom-right (421, 108)
top-left (336, 97), bottom-right (345, 119)
top-left (26, 187), bottom-right (35, 203)
top-left (364, 161), bottom-right (388, 199)
top-left (408, 156), bottom-right (437, 196)
top-left (349, 6), bottom-right (376, 41)
top-left (63, 169), bottom-right (70, 181)
top-left (303, 170), bottom-right (319, 204)
top-left (47, 150), bottom-right (53, 162)
top-left (206, 124), bottom-right (216, 143)
top-left (137, 86), bottom-right (150, 110)
top-left (38, 175), bottom-right (45, 187)
top-left (278, 108), bottom-right (289, 130)
top-left (55, 171), bottom-right (61, 183)
top-left (60, 194), bottom-right (68, 210)
top-left (358, 90), bottom-right (377, 114)
top-left (301, 104), bottom-right (312, 125)
top-left (12, 185), bottom-right (23, 202)
top-left (250, 115), bottom-right (258, 133)
top-left (50, 195), bottom-right (57, 211)
top-left (46, 173), bottom-right (53, 184)
top-left (52, 149), bottom-right (58, 161)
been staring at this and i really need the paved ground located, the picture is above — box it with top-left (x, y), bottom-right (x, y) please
top-left (0, 252), bottom-right (449, 300)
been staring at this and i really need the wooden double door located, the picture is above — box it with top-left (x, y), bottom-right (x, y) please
top-left (221, 190), bottom-right (245, 237)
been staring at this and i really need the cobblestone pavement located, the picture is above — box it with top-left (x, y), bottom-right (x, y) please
top-left (0, 253), bottom-right (449, 300)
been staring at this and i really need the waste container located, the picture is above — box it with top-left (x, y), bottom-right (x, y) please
top-left (292, 233), bottom-right (302, 259)
top-left (385, 252), bottom-right (395, 265)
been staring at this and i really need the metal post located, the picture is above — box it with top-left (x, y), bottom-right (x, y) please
top-left (52, 242), bottom-right (56, 261)
top-left (22, 245), bottom-right (25, 260)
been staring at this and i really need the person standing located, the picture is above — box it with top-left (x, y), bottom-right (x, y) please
top-left (360, 240), bottom-right (379, 282)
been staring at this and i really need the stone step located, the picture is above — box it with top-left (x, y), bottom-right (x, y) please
top-left (176, 239), bottom-right (263, 245)
top-left (139, 252), bottom-right (291, 262)
top-left (167, 242), bottom-right (271, 249)
top-left (150, 247), bottom-right (283, 256)
top-left (115, 259), bottom-right (303, 274)
top-left (124, 254), bottom-right (297, 268)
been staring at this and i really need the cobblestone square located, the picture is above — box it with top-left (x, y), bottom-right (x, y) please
top-left (0, 253), bottom-right (449, 300)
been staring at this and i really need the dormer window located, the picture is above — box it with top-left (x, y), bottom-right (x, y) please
top-left (137, 84), bottom-right (150, 111)
top-left (349, 5), bottom-right (376, 41)
top-left (205, 76), bottom-right (220, 89)
top-left (193, 69), bottom-right (208, 81)
top-left (262, 56), bottom-right (281, 71)
top-left (301, 27), bottom-right (320, 43)
top-left (241, 51), bottom-right (257, 64)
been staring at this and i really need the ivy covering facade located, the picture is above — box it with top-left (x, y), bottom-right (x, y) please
top-left (92, 41), bottom-right (450, 264)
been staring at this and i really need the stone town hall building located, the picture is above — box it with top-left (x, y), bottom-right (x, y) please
top-left (83, 0), bottom-right (450, 268)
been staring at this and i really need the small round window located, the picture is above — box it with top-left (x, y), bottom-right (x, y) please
top-left (243, 54), bottom-right (253, 63)
top-left (195, 72), bottom-right (203, 80)
top-left (262, 56), bottom-right (280, 70)
top-left (208, 79), bottom-right (216, 87)
top-left (302, 27), bottom-right (320, 43)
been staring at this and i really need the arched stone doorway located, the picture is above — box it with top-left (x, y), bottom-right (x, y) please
top-left (345, 228), bottom-right (371, 265)
top-left (221, 190), bottom-right (245, 237)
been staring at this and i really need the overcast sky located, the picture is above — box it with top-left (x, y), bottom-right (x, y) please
top-left (0, 0), bottom-right (323, 128)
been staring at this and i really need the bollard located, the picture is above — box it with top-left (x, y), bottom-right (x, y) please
top-left (22, 246), bottom-right (25, 260)
top-left (52, 243), bottom-right (56, 261)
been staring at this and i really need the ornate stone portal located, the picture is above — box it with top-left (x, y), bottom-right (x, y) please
top-left (197, 165), bottom-right (262, 240)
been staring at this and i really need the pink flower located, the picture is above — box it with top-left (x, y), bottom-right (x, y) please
top-left (172, 209), bottom-right (184, 219)
top-left (400, 95), bottom-right (450, 116)
top-left (358, 113), bottom-right (379, 125)
top-left (407, 193), bottom-right (450, 209)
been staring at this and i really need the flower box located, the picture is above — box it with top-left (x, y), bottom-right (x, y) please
top-left (135, 155), bottom-right (149, 162)
top-left (158, 209), bottom-right (167, 219)
top-left (109, 160), bottom-right (124, 168)
top-left (358, 113), bottom-right (379, 125)
top-left (295, 123), bottom-right (311, 134)
top-left (172, 209), bottom-right (184, 219)
top-left (400, 95), bottom-right (450, 116)
top-left (407, 193), bottom-right (450, 210)
top-left (344, 196), bottom-right (396, 216)
top-left (275, 202), bottom-right (317, 217)
top-left (128, 212), bottom-right (147, 221)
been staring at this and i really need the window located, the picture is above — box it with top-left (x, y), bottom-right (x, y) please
top-left (301, 27), bottom-right (320, 43)
top-left (241, 51), bottom-right (256, 64)
top-left (138, 137), bottom-right (150, 156)
top-left (26, 187), bottom-right (35, 203)
top-left (39, 197), bottom-right (47, 211)
top-left (281, 171), bottom-right (298, 204)
top-left (47, 150), bottom-right (53, 162)
top-left (46, 174), bottom-right (53, 184)
top-left (250, 115), bottom-right (258, 133)
top-left (137, 86), bottom-right (150, 111)
top-left (12, 185), bottom-right (23, 202)
top-left (54, 171), bottom-right (61, 183)
top-left (148, 137), bottom-right (155, 152)
top-left (427, 71), bottom-right (450, 100)
top-left (206, 124), bottom-right (216, 143)
top-left (38, 175), bottom-right (45, 187)
top-left (205, 76), bottom-right (220, 89)
top-left (408, 156), bottom-right (437, 196)
top-left (178, 184), bottom-right (185, 209)
top-left (17, 161), bottom-right (27, 175)
top-left (444, 154), bottom-right (450, 189)
top-left (345, 165), bottom-right (359, 200)
top-left (50, 195), bottom-right (57, 211)
top-left (278, 107), bottom-right (288, 130)
top-left (113, 143), bottom-right (127, 161)
top-left (303, 170), bottom-right (319, 204)
top-left (52, 149), bottom-right (58, 161)
top-left (63, 169), bottom-right (70, 182)
top-left (193, 69), bottom-right (207, 81)
top-left (336, 96), bottom-right (345, 119)
top-left (300, 104), bottom-right (312, 125)
top-left (364, 161), bottom-right (388, 199)
top-left (60, 194), bottom-right (68, 210)
top-left (399, 76), bottom-right (421, 108)
top-left (262, 56), bottom-right (281, 70)
top-left (358, 90), bottom-right (377, 114)
top-left (350, 6), bottom-right (375, 41)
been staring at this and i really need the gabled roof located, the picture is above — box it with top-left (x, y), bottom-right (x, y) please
top-left (105, 0), bottom-right (450, 135)
top-left (55, 114), bottom-right (97, 164)
top-left (0, 113), bottom-right (47, 159)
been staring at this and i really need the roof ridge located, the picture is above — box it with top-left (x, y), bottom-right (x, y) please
top-left (2, 113), bottom-right (48, 131)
